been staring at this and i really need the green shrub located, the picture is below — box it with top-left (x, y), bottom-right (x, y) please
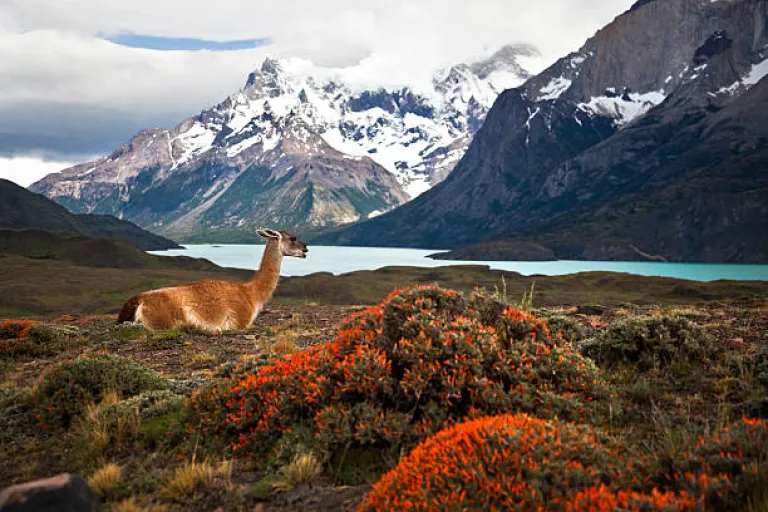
top-left (188, 285), bottom-right (611, 461)
top-left (32, 354), bottom-right (169, 428)
top-left (151, 329), bottom-right (184, 342)
top-left (251, 476), bottom-right (279, 500)
top-left (111, 324), bottom-right (146, 341)
top-left (544, 314), bottom-right (593, 345)
top-left (330, 446), bottom-right (384, 486)
top-left (582, 315), bottom-right (718, 371)
top-left (168, 377), bottom-right (207, 396)
top-left (99, 390), bottom-right (183, 423)
top-left (0, 323), bottom-right (73, 358)
top-left (0, 320), bottom-right (34, 340)
top-left (80, 390), bottom-right (184, 452)
top-left (0, 389), bottom-right (35, 445)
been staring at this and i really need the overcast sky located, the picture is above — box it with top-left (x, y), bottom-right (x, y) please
top-left (0, 0), bottom-right (634, 186)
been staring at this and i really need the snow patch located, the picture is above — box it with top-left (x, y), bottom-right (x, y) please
top-left (688, 63), bottom-right (708, 81)
top-left (404, 179), bottom-right (431, 198)
top-left (525, 106), bottom-right (540, 146)
top-left (743, 57), bottom-right (768, 85)
top-left (714, 57), bottom-right (768, 96)
top-left (569, 55), bottom-right (586, 68)
top-left (578, 90), bottom-right (666, 126)
top-left (537, 77), bottom-right (572, 101)
top-left (367, 209), bottom-right (385, 218)
top-left (175, 123), bottom-right (217, 165)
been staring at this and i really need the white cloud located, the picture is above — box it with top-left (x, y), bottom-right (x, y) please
top-left (0, 0), bottom-right (635, 163)
top-left (0, 156), bottom-right (75, 187)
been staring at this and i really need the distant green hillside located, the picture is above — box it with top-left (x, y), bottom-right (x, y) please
top-left (0, 229), bottom-right (219, 270)
top-left (0, 229), bottom-right (251, 317)
top-left (0, 179), bottom-right (179, 250)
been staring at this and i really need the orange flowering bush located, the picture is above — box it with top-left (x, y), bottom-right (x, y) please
top-left (190, 346), bottom-right (328, 452)
top-left (0, 320), bottom-right (35, 356)
top-left (0, 319), bottom-right (34, 340)
top-left (359, 414), bottom-right (688, 511)
top-left (655, 416), bottom-right (768, 511)
top-left (565, 485), bottom-right (697, 511)
top-left (189, 285), bottom-right (611, 459)
top-left (0, 321), bottom-right (71, 358)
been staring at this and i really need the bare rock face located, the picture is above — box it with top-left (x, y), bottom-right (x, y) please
top-left (0, 474), bottom-right (101, 512)
top-left (319, 0), bottom-right (768, 263)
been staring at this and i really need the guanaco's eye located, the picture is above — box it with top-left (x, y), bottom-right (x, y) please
top-left (290, 236), bottom-right (296, 241)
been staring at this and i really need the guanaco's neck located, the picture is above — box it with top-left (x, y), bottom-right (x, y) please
top-left (248, 239), bottom-right (283, 301)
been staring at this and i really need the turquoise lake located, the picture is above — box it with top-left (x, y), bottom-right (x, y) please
top-left (148, 245), bottom-right (768, 282)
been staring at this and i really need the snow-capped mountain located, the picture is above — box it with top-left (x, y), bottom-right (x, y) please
top-left (153, 43), bottom-right (536, 197)
top-left (31, 44), bottom-right (539, 242)
top-left (319, 0), bottom-right (768, 263)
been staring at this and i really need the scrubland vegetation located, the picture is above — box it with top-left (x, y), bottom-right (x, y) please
top-left (1, 285), bottom-right (766, 511)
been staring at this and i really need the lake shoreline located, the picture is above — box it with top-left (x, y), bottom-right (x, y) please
top-left (150, 244), bottom-right (768, 282)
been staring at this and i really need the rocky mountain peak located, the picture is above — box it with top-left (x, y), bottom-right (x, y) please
top-left (31, 44), bottom-right (537, 241)
top-left (317, 0), bottom-right (768, 263)
top-left (468, 43), bottom-right (539, 79)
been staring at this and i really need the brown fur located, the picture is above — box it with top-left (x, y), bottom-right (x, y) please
top-left (117, 230), bottom-right (307, 332)
top-left (117, 295), bottom-right (140, 323)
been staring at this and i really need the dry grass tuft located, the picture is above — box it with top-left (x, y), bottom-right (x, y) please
top-left (77, 392), bottom-right (141, 456)
top-left (113, 498), bottom-right (172, 512)
top-left (101, 389), bottom-right (120, 406)
top-left (81, 402), bottom-right (111, 455)
top-left (257, 329), bottom-right (299, 356)
top-left (271, 333), bottom-right (298, 355)
top-left (273, 451), bottom-right (322, 492)
top-left (87, 462), bottom-right (122, 500)
top-left (159, 460), bottom-right (216, 499)
top-left (214, 459), bottom-right (234, 491)
top-left (185, 352), bottom-right (219, 369)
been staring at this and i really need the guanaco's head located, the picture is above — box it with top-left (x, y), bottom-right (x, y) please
top-left (257, 228), bottom-right (309, 258)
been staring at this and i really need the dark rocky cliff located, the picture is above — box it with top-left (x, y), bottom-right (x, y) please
top-left (318, 0), bottom-right (768, 262)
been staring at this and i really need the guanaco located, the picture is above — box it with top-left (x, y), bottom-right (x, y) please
top-left (117, 229), bottom-right (308, 332)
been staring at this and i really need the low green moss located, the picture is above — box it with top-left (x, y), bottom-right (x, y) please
top-left (330, 446), bottom-right (385, 486)
top-left (112, 324), bottom-right (146, 341)
top-left (251, 476), bottom-right (279, 500)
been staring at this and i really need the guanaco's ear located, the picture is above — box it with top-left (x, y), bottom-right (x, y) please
top-left (257, 228), bottom-right (281, 240)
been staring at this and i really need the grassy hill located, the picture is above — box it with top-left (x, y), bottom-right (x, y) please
top-left (0, 229), bottom-right (250, 317)
top-left (0, 179), bottom-right (179, 251)
top-left (276, 265), bottom-right (768, 306)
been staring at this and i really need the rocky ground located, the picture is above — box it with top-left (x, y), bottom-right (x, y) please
top-left (1, 297), bottom-right (767, 511)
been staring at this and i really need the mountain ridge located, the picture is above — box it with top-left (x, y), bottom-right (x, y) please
top-left (30, 45), bottom-right (539, 242)
top-left (317, 0), bottom-right (768, 263)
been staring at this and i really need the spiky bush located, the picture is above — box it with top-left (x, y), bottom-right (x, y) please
top-left (0, 323), bottom-right (73, 358)
top-left (544, 314), bottom-right (593, 346)
top-left (359, 414), bottom-right (692, 511)
top-left (97, 390), bottom-right (184, 424)
top-left (0, 320), bottom-right (40, 357)
top-left (564, 485), bottom-right (697, 512)
top-left (582, 315), bottom-right (718, 370)
top-left (33, 354), bottom-right (169, 428)
top-left (189, 285), bottom-right (611, 458)
top-left (654, 417), bottom-right (768, 511)
top-left (0, 320), bottom-right (34, 340)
